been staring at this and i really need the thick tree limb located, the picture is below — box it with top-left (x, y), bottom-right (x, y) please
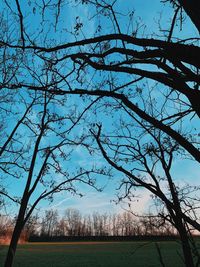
top-left (178, 0), bottom-right (200, 33)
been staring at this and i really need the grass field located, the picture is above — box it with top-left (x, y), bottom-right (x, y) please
top-left (0, 241), bottom-right (186, 267)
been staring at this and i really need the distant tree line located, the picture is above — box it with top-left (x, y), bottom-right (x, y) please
top-left (0, 208), bottom-right (178, 244)
top-left (37, 209), bottom-right (178, 238)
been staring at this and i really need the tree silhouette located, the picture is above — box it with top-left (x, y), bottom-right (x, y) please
top-left (1, 91), bottom-right (104, 267)
top-left (0, 1), bottom-right (200, 266)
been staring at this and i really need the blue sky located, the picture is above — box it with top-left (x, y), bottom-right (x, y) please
top-left (1, 0), bottom-right (200, 219)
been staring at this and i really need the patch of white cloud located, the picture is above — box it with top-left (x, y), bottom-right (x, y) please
top-left (40, 185), bottom-right (153, 217)
top-left (42, 191), bottom-right (119, 215)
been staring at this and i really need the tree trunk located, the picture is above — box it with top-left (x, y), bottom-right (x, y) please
top-left (164, 169), bottom-right (195, 267)
top-left (176, 219), bottom-right (194, 267)
top-left (4, 218), bottom-right (24, 267)
top-left (180, 235), bottom-right (194, 267)
top-left (4, 196), bottom-right (28, 267)
top-left (177, 0), bottom-right (200, 33)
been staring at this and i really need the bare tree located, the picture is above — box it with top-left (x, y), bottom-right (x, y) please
top-left (0, 90), bottom-right (105, 267)
top-left (64, 208), bottom-right (82, 236)
top-left (14, 207), bottom-right (180, 239)
top-left (0, 1), bottom-right (199, 157)
top-left (0, 2), bottom-right (199, 168)
top-left (0, 215), bottom-right (13, 245)
top-left (88, 117), bottom-right (200, 266)
top-left (40, 209), bottom-right (58, 237)
top-left (0, 1), bottom-right (200, 266)
top-left (22, 214), bottom-right (39, 241)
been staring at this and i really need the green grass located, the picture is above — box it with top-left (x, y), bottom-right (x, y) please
top-left (0, 241), bottom-right (186, 267)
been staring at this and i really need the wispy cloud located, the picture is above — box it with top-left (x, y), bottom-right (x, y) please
top-left (41, 187), bottom-right (152, 217)
top-left (42, 191), bottom-right (119, 215)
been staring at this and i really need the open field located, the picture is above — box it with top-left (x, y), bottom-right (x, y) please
top-left (0, 241), bottom-right (190, 267)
